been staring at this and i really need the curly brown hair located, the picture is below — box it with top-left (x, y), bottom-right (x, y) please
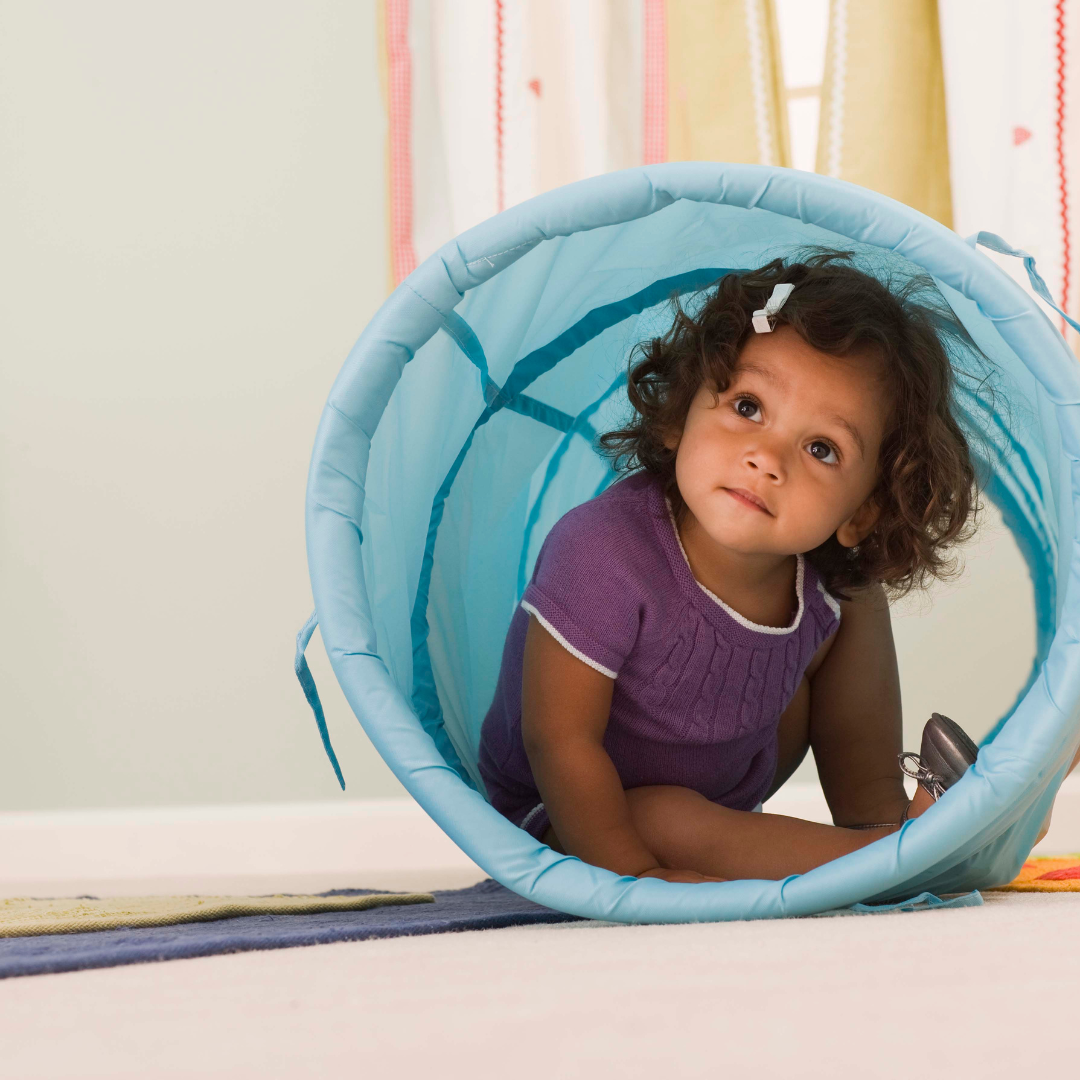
top-left (598, 251), bottom-right (987, 601)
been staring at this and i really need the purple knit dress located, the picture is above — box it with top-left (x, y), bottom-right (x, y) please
top-left (478, 471), bottom-right (842, 839)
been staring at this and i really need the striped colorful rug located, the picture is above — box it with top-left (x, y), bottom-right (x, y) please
top-left (0, 891), bottom-right (433, 938)
top-left (992, 856), bottom-right (1080, 892)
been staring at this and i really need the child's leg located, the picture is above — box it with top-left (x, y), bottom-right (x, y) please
top-left (765, 668), bottom-right (909, 826)
top-left (624, 784), bottom-right (932, 881)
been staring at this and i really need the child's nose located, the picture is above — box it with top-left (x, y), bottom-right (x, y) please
top-left (744, 446), bottom-right (785, 482)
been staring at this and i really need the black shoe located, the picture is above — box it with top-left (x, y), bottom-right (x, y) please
top-left (899, 712), bottom-right (979, 800)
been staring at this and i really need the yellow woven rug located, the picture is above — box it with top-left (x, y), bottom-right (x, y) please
top-left (0, 891), bottom-right (434, 937)
top-left (990, 856), bottom-right (1080, 892)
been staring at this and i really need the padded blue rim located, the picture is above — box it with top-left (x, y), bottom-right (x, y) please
top-left (306, 163), bottom-right (1080, 922)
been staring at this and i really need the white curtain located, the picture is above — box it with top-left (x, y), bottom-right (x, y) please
top-left (940, 0), bottom-right (1080, 342)
top-left (382, 0), bottom-right (789, 284)
top-left (386, 0), bottom-right (645, 280)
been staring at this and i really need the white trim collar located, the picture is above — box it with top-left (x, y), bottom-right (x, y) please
top-left (665, 499), bottom-right (805, 635)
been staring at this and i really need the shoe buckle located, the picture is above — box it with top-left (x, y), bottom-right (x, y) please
top-left (899, 752), bottom-right (947, 801)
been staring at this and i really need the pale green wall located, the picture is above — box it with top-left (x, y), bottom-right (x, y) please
top-left (0, 0), bottom-right (406, 809)
top-left (0, 1), bottom-right (1036, 810)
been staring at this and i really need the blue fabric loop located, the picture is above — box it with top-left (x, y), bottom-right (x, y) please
top-left (968, 231), bottom-right (1080, 336)
top-left (846, 889), bottom-right (983, 916)
top-left (294, 611), bottom-right (345, 790)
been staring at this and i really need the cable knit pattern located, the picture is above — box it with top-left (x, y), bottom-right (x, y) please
top-left (478, 472), bottom-right (842, 838)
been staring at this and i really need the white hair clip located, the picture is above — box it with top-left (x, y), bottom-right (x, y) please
top-left (751, 283), bottom-right (795, 333)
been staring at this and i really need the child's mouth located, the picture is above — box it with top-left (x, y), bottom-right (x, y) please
top-left (723, 487), bottom-right (772, 515)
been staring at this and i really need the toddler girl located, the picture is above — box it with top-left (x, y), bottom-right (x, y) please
top-left (478, 252), bottom-right (991, 883)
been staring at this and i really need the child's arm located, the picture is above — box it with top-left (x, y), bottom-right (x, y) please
top-left (521, 615), bottom-right (716, 881)
top-left (807, 581), bottom-right (910, 827)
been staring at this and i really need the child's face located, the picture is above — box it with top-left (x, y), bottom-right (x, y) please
top-left (668, 326), bottom-right (890, 559)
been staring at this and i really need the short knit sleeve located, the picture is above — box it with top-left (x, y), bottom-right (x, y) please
top-left (520, 496), bottom-right (647, 679)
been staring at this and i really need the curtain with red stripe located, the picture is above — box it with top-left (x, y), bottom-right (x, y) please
top-left (940, 0), bottom-right (1080, 346)
top-left (381, 0), bottom-right (647, 284)
top-left (379, 0), bottom-right (788, 287)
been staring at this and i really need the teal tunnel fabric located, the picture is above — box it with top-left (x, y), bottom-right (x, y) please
top-left (302, 162), bottom-right (1080, 922)
top-left (294, 612), bottom-right (344, 790)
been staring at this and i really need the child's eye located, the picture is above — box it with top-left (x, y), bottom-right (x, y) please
top-left (733, 396), bottom-right (762, 422)
top-left (807, 440), bottom-right (840, 465)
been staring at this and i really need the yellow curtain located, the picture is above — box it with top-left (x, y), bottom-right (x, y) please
top-left (817, 0), bottom-right (952, 227)
top-left (665, 0), bottom-right (788, 166)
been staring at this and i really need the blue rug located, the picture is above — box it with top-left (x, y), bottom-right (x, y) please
top-left (0, 881), bottom-right (983, 979)
top-left (0, 880), bottom-right (582, 980)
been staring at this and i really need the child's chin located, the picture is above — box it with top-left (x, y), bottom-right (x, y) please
top-left (702, 519), bottom-right (774, 552)
top-left (706, 518), bottom-right (815, 559)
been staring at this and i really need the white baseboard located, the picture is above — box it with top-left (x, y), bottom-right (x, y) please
top-left (2, 779), bottom-right (1077, 898)
top-left (0, 799), bottom-right (484, 897)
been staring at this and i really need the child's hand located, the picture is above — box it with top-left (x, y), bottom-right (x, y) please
top-left (636, 867), bottom-right (726, 884)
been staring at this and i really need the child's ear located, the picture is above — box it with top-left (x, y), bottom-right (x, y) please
top-left (661, 426), bottom-right (682, 452)
top-left (836, 497), bottom-right (881, 549)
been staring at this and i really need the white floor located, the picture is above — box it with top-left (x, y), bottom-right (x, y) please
top-left (1, 889), bottom-right (1075, 1079)
top-left (2, 786), bottom-right (1077, 1079)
